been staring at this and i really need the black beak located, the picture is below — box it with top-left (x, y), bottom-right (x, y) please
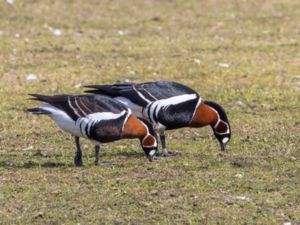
top-left (220, 142), bottom-right (226, 151)
top-left (146, 149), bottom-right (156, 162)
top-left (147, 155), bottom-right (153, 162)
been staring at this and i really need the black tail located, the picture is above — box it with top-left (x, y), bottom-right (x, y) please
top-left (28, 94), bottom-right (71, 104)
top-left (84, 85), bottom-right (121, 97)
top-left (84, 83), bottom-right (135, 96)
top-left (28, 94), bottom-right (53, 103)
top-left (84, 83), bottom-right (150, 107)
top-left (27, 107), bottom-right (51, 115)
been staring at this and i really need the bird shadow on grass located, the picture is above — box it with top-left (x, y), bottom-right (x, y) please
top-left (0, 151), bottom-right (147, 169)
top-left (0, 160), bottom-right (70, 169)
top-left (100, 150), bottom-right (145, 158)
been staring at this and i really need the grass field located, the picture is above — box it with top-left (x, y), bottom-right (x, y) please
top-left (0, 0), bottom-right (300, 224)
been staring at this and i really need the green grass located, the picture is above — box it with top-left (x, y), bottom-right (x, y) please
top-left (0, 0), bottom-right (300, 224)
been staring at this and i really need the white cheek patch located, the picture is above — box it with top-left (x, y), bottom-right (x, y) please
top-left (149, 150), bottom-right (156, 156)
top-left (222, 137), bottom-right (229, 144)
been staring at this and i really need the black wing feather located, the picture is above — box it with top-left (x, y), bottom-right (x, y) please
top-left (28, 94), bottom-right (128, 120)
top-left (137, 81), bottom-right (198, 99)
top-left (29, 94), bottom-right (79, 120)
top-left (85, 81), bottom-right (199, 107)
top-left (85, 84), bottom-right (151, 107)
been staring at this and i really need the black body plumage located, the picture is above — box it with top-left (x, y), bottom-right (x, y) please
top-left (85, 81), bottom-right (201, 130)
top-left (28, 94), bottom-right (131, 142)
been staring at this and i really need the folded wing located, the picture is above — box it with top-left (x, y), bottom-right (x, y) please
top-left (85, 81), bottom-right (199, 107)
top-left (29, 94), bottom-right (128, 120)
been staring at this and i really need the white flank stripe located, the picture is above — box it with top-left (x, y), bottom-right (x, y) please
top-left (86, 111), bottom-right (127, 121)
top-left (86, 119), bottom-right (94, 136)
top-left (145, 94), bottom-right (198, 123)
top-left (155, 94), bottom-right (198, 106)
top-left (77, 110), bottom-right (127, 138)
top-left (148, 101), bottom-right (160, 123)
top-left (79, 120), bottom-right (87, 137)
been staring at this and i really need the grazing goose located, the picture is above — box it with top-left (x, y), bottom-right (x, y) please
top-left (85, 81), bottom-right (231, 156)
top-left (27, 94), bottom-right (157, 166)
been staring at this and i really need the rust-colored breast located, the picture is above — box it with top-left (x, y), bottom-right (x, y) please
top-left (122, 115), bottom-right (147, 139)
top-left (189, 102), bottom-right (218, 127)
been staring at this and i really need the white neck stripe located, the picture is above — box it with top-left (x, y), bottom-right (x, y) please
top-left (207, 105), bottom-right (230, 135)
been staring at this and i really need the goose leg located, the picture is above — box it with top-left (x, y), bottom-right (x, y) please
top-left (74, 136), bottom-right (83, 166)
top-left (94, 144), bottom-right (113, 167)
top-left (160, 131), bottom-right (175, 157)
top-left (95, 144), bottom-right (100, 165)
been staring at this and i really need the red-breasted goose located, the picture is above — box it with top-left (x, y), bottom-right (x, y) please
top-left (27, 94), bottom-right (158, 166)
top-left (85, 81), bottom-right (231, 156)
